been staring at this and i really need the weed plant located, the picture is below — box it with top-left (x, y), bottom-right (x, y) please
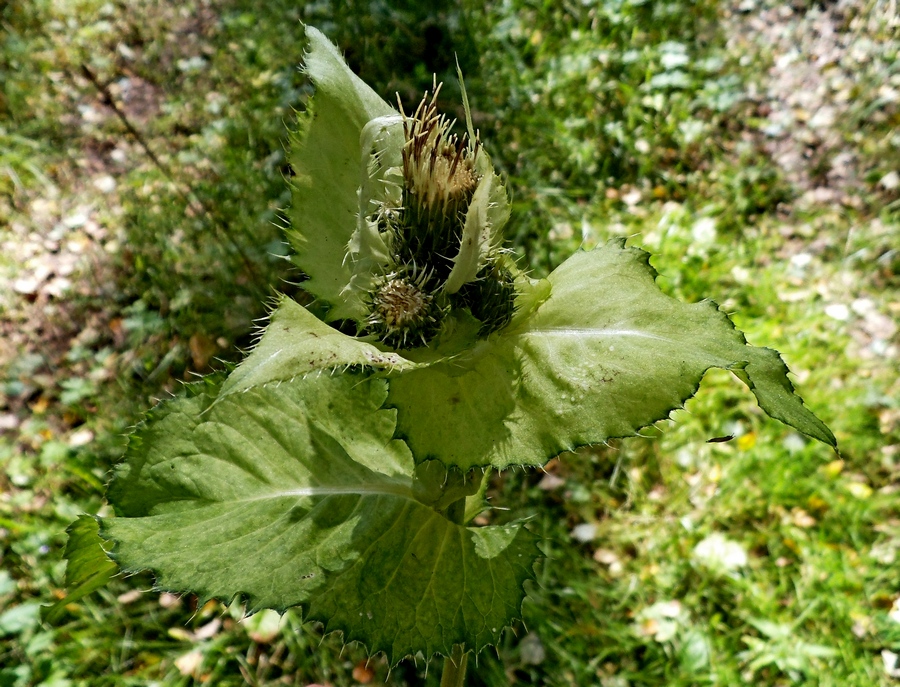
top-left (0, 0), bottom-right (897, 685)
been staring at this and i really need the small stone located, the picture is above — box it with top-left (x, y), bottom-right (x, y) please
top-left (117, 589), bottom-right (143, 604)
top-left (68, 428), bottom-right (94, 447)
top-left (93, 175), bottom-right (117, 193)
top-left (808, 106), bottom-right (835, 129)
top-left (571, 523), bottom-right (597, 542)
top-left (879, 171), bottom-right (900, 191)
top-left (193, 618), bottom-right (221, 640)
top-left (174, 650), bottom-right (203, 677)
top-left (0, 414), bottom-right (20, 431)
top-left (883, 650), bottom-right (900, 678)
top-left (824, 303), bottom-right (850, 321)
top-left (851, 298), bottom-right (875, 316)
top-left (889, 598), bottom-right (900, 624)
top-left (622, 189), bottom-right (642, 206)
top-left (44, 277), bottom-right (72, 298)
top-left (13, 277), bottom-right (39, 296)
top-left (159, 592), bottom-right (181, 609)
top-left (537, 473), bottom-right (565, 490)
top-left (63, 212), bottom-right (88, 229)
top-left (791, 509), bottom-right (817, 528)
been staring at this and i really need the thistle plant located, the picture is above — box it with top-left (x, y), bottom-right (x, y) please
top-left (53, 26), bottom-right (836, 686)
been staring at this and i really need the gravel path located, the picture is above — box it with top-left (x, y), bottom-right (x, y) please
top-left (725, 0), bottom-right (899, 207)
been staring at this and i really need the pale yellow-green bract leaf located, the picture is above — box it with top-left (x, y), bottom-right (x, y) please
top-left (41, 515), bottom-right (117, 623)
top-left (444, 171), bottom-right (495, 295)
top-left (287, 26), bottom-right (396, 321)
top-left (219, 297), bottom-right (420, 398)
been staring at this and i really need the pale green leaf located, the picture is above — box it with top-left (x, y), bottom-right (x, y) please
top-left (103, 374), bottom-right (539, 663)
top-left (389, 240), bottom-right (835, 470)
top-left (219, 297), bottom-right (420, 398)
top-left (345, 114), bottom-right (404, 302)
top-left (444, 148), bottom-right (511, 296)
top-left (389, 342), bottom-right (520, 469)
top-left (456, 61), bottom-right (476, 144)
top-left (41, 515), bottom-right (118, 623)
top-left (507, 275), bottom-right (552, 332)
top-left (444, 172), bottom-right (494, 295)
top-left (288, 26), bottom-right (396, 321)
top-left (0, 602), bottom-right (41, 636)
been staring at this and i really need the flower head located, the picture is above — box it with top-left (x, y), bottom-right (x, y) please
top-left (356, 84), bottom-right (515, 349)
top-left (367, 270), bottom-right (442, 348)
top-left (400, 84), bottom-right (479, 216)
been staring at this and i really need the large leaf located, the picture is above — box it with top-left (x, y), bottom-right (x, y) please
top-left (41, 515), bottom-right (118, 623)
top-left (288, 26), bottom-right (396, 321)
top-left (219, 296), bottom-right (420, 399)
top-left (388, 240), bottom-right (835, 471)
top-left (102, 374), bottom-right (539, 663)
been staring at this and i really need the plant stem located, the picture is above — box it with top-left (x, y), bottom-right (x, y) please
top-left (439, 499), bottom-right (470, 687)
top-left (440, 644), bottom-right (469, 687)
top-left (444, 497), bottom-right (466, 524)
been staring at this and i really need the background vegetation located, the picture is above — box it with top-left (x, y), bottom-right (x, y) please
top-left (1, 0), bottom-right (898, 684)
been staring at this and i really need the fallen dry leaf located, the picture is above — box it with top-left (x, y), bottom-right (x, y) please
top-left (175, 649), bottom-right (204, 677)
top-left (352, 660), bottom-right (375, 684)
top-left (189, 332), bottom-right (218, 370)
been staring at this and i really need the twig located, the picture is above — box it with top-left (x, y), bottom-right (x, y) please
top-left (80, 64), bottom-right (173, 180)
top-left (79, 63), bottom-right (266, 293)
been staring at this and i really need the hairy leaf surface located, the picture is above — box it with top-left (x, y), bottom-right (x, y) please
top-left (102, 375), bottom-right (539, 663)
top-left (388, 240), bottom-right (835, 470)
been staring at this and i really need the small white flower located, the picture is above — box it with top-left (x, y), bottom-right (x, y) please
top-left (692, 533), bottom-right (748, 573)
top-left (879, 170), bottom-right (900, 190)
top-left (635, 600), bottom-right (688, 642)
top-left (691, 217), bottom-right (717, 245)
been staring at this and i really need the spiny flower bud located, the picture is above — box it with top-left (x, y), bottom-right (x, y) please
top-left (366, 270), bottom-right (443, 349)
top-left (453, 263), bottom-right (517, 336)
top-left (376, 279), bottom-right (429, 327)
top-left (357, 83), bottom-right (516, 350)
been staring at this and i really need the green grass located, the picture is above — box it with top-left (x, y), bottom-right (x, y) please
top-left (1, 0), bottom-right (898, 684)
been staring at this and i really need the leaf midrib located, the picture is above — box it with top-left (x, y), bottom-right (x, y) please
top-left (235, 480), bottom-right (415, 503)
top-left (519, 326), bottom-right (675, 342)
